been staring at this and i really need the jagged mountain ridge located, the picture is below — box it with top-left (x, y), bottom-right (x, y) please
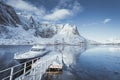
top-left (0, 1), bottom-right (86, 45)
top-left (53, 24), bottom-right (85, 44)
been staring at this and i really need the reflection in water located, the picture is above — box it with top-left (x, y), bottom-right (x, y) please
top-left (42, 45), bottom-right (120, 80)
top-left (0, 44), bottom-right (87, 80)
top-left (0, 45), bottom-right (32, 79)
top-left (42, 43), bottom-right (87, 80)
top-left (109, 47), bottom-right (120, 52)
top-left (74, 46), bottom-right (120, 80)
top-left (0, 45), bottom-right (31, 70)
top-left (1, 45), bottom-right (120, 80)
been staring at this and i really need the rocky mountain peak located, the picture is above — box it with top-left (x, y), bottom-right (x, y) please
top-left (72, 25), bottom-right (80, 35)
top-left (0, 1), bottom-right (21, 26)
top-left (60, 23), bottom-right (80, 36)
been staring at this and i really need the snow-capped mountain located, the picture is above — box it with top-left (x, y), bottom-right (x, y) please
top-left (0, 1), bottom-right (21, 26)
top-left (105, 38), bottom-right (120, 44)
top-left (53, 24), bottom-right (85, 45)
top-left (86, 39), bottom-right (101, 45)
top-left (0, 1), bottom-right (86, 45)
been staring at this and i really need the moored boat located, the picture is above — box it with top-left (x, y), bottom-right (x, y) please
top-left (14, 45), bottom-right (50, 63)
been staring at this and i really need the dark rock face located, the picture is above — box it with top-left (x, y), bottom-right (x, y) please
top-left (0, 25), bottom-right (8, 34)
top-left (72, 26), bottom-right (80, 35)
top-left (0, 1), bottom-right (21, 26)
top-left (35, 27), bottom-right (55, 38)
top-left (29, 16), bottom-right (36, 28)
top-left (0, 25), bottom-right (10, 38)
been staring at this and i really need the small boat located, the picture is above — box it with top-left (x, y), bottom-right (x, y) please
top-left (14, 45), bottom-right (50, 63)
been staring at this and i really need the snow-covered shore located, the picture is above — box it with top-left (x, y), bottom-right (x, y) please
top-left (0, 38), bottom-right (86, 45)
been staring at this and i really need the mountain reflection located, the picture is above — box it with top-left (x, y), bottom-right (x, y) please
top-left (1, 45), bottom-right (120, 80)
top-left (42, 45), bottom-right (120, 80)
top-left (42, 43), bottom-right (87, 80)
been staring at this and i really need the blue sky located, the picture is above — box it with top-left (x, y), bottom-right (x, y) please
top-left (6, 0), bottom-right (120, 42)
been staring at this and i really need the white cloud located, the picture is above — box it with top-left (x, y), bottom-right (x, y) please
top-left (7, 0), bottom-right (45, 19)
top-left (43, 1), bottom-right (82, 21)
top-left (6, 0), bottom-right (82, 21)
top-left (72, 1), bottom-right (83, 13)
top-left (103, 18), bottom-right (111, 24)
top-left (43, 9), bottom-right (71, 21)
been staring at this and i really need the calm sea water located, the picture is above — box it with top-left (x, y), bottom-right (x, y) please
top-left (66, 45), bottom-right (120, 80)
top-left (0, 45), bottom-right (32, 70)
top-left (0, 45), bottom-right (120, 80)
